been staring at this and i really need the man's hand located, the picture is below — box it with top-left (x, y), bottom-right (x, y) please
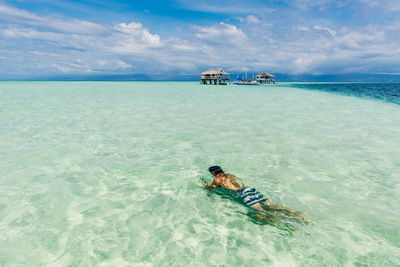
top-left (199, 177), bottom-right (207, 184)
top-left (200, 177), bottom-right (217, 191)
top-left (199, 177), bottom-right (210, 188)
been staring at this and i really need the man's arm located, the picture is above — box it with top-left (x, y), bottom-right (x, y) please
top-left (202, 178), bottom-right (218, 191)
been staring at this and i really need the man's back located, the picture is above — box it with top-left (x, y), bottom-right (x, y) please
top-left (215, 173), bottom-right (244, 191)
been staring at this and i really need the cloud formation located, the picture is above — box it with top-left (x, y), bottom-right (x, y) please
top-left (0, 1), bottom-right (400, 78)
top-left (194, 22), bottom-right (247, 44)
top-left (0, 4), bottom-right (106, 34)
top-left (111, 22), bottom-right (162, 53)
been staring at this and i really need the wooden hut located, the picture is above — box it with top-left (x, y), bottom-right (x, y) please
top-left (255, 72), bottom-right (276, 84)
top-left (200, 69), bottom-right (231, 85)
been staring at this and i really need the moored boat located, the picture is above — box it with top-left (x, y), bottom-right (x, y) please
top-left (233, 72), bottom-right (259, 85)
top-left (233, 79), bottom-right (258, 85)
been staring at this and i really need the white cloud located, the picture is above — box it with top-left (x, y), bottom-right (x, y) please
top-left (383, 0), bottom-right (400, 12)
top-left (0, 3), bottom-right (106, 34)
top-left (297, 25), bottom-right (311, 31)
top-left (48, 58), bottom-right (134, 74)
top-left (93, 59), bottom-right (132, 70)
top-left (117, 60), bottom-right (132, 69)
top-left (176, 0), bottom-right (273, 15)
top-left (2, 27), bottom-right (65, 40)
top-left (194, 22), bottom-right (247, 44)
top-left (335, 27), bottom-right (385, 49)
top-left (293, 0), bottom-right (333, 10)
top-left (51, 64), bottom-right (73, 73)
top-left (111, 22), bottom-right (162, 54)
top-left (358, 0), bottom-right (379, 7)
top-left (246, 15), bottom-right (260, 24)
top-left (0, 16), bottom-right (162, 73)
top-left (30, 51), bottom-right (60, 57)
top-left (169, 38), bottom-right (198, 51)
top-left (294, 54), bottom-right (320, 73)
top-left (1, 20), bottom-right (163, 55)
top-left (114, 22), bottom-right (161, 47)
top-left (313, 25), bottom-right (336, 37)
top-left (1, 26), bottom-right (92, 52)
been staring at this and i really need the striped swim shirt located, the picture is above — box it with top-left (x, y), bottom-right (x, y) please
top-left (236, 187), bottom-right (267, 206)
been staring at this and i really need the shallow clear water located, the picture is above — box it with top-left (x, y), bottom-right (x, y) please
top-left (0, 81), bottom-right (399, 266)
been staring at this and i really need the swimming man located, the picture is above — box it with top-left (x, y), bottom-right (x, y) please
top-left (202, 166), bottom-right (309, 224)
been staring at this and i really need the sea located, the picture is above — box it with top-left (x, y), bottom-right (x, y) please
top-left (0, 81), bottom-right (399, 266)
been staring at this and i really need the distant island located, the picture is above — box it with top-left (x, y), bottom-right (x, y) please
top-left (2, 73), bottom-right (400, 82)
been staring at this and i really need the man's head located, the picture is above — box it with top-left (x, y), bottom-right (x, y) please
top-left (208, 166), bottom-right (224, 176)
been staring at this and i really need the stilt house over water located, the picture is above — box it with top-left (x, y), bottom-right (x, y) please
top-left (200, 69), bottom-right (231, 85)
top-left (256, 72), bottom-right (276, 84)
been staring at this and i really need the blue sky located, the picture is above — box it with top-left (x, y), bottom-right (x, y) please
top-left (1, 0), bottom-right (400, 78)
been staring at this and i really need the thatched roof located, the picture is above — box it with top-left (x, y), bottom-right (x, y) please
top-left (201, 69), bottom-right (230, 75)
top-left (256, 72), bottom-right (275, 78)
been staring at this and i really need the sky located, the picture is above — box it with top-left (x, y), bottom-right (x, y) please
top-left (1, 0), bottom-right (400, 79)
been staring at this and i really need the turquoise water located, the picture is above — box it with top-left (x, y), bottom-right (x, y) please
top-left (292, 83), bottom-right (400, 105)
top-left (0, 81), bottom-right (399, 266)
